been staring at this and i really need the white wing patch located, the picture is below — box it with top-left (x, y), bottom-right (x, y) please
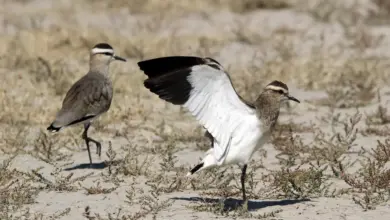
top-left (183, 65), bottom-right (256, 164)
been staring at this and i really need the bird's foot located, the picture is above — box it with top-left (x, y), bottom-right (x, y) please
top-left (240, 199), bottom-right (248, 211)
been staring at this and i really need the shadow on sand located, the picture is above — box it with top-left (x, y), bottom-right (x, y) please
top-left (63, 162), bottom-right (108, 171)
top-left (171, 196), bottom-right (310, 211)
top-left (63, 159), bottom-right (123, 171)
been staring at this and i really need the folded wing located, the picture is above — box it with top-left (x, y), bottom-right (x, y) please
top-left (49, 74), bottom-right (112, 130)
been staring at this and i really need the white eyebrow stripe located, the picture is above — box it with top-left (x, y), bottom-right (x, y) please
top-left (265, 85), bottom-right (288, 93)
top-left (91, 48), bottom-right (114, 54)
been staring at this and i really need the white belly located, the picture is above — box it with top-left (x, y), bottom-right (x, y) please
top-left (222, 119), bottom-right (269, 166)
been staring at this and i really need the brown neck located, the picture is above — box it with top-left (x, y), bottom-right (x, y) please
top-left (89, 58), bottom-right (110, 76)
top-left (253, 92), bottom-right (280, 128)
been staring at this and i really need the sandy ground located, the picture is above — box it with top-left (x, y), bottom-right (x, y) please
top-left (0, 0), bottom-right (390, 219)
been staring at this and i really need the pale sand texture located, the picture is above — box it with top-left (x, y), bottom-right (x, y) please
top-left (0, 0), bottom-right (389, 219)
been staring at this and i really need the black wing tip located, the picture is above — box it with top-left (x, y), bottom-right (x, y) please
top-left (137, 56), bottom-right (207, 78)
top-left (143, 79), bottom-right (191, 105)
top-left (137, 56), bottom-right (224, 77)
top-left (47, 124), bottom-right (61, 132)
top-left (137, 56), bottom-right (200, 64)
top-left (138, 56), bottom-right (223, 106)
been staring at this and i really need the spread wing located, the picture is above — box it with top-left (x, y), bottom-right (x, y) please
top-left (51, 73), bottom-right (113, 128)
top-left (138, 56), bottom-right (256, 163)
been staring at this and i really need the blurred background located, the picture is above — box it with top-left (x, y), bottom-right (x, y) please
top-left (1, 0), bottom-right (390, 128)
top-left (1, 0), bottom-right (390, 218)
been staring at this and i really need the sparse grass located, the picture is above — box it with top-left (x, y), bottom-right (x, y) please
top-left (0, 157), bottom-right (39, 219)
top-left (343, 139), bottom-right (390, 210)
top-left (81, 182), bottom-right (117, 195)
top-left (270, 166), bottom-right (333, 199)
top-left (85, 0), bottom-right (292, 14)
top-left (316, 64), bottom-right (376, 108)
top-left (29, 167), bottom-right (94, 191)
top-left (362, 91), bottom-right (390, 136)
top-left (2, 0), bottom-right (390, 219)
top-left (366, 91), bottom-right (390, 125)
top-left (87, 179), bottom-right (174, 220)
top-left (272, 122), bottom-right (313, 167)
top-left (301, 0), bottom-right (378, 25)
top-left (267, 111), bottom-right (388, 210)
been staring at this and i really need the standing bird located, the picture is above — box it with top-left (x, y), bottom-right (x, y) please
top-left (47, 43), bottom-right (126, 165)
top-left (137, 56), bottom-right (300, 202)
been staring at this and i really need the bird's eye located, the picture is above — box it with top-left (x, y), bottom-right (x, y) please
top-left (277, 90), bottom-right (284, 94)
top-left (103, 52), bottom-right (113, 56)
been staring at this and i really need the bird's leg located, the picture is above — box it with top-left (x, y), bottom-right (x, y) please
top-left (240, 164), bottom-right (248, 203)
top-left (204, 130), bottom-right (214, 148)
top-left (82, 123), bottom-right (93, 165)
top-left (82, 123), bottom-right (102, 165)
top-left (89, 137), bottom-right (101, 157)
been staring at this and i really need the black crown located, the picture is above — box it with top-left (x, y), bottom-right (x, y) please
top-left (93, 43), bottom-right (113, 50)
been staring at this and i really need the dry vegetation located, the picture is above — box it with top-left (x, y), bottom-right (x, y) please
top-left (0, 0), bottom-right (390, 219)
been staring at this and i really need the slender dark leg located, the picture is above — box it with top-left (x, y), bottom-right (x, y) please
top-left (82, 123), bottom-right (102, 165)
top-left (204, 131), bottom-right (213, 144)
top-left (241, 164), bottom-right (248, 202)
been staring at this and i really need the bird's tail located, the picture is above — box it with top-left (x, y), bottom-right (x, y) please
top-left (187, 163), bottom-right (204, 176)
top-left (47, 123), bottom-right (61, 133)
top-left (186, 149), bottom-right (217, 176)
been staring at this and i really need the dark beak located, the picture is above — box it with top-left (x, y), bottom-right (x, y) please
top-left (113, 55), bottom-right (127, 62)
top-left (287, 95), bottom-right (300, 103)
